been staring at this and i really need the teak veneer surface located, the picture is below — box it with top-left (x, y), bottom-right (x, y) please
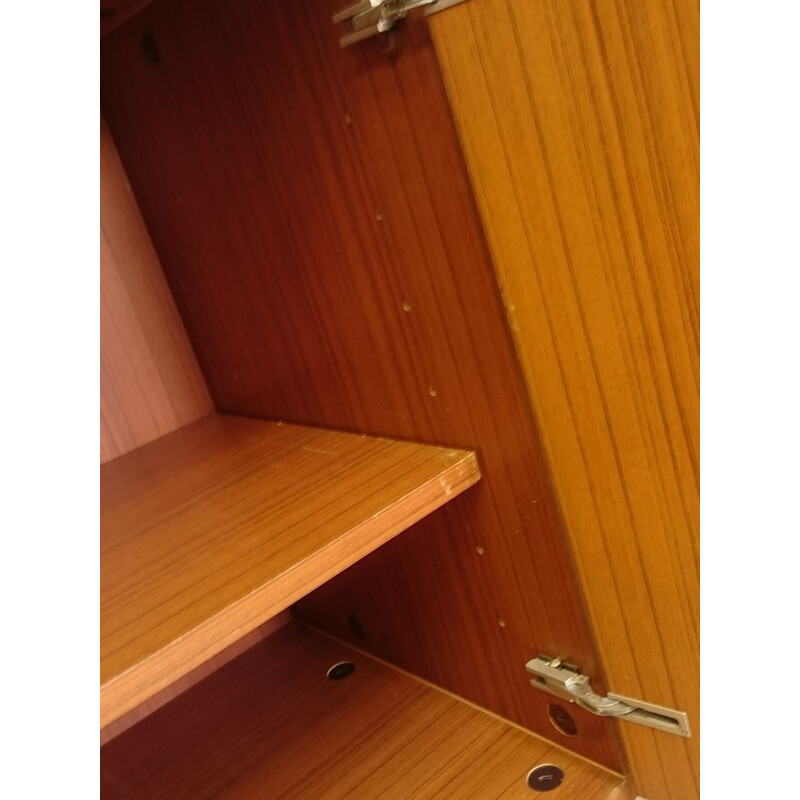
top-left (100, 414), bottom-right (479, 728)
top-left (101, 623), bottom-right (631, 800)
top-left (100, 117), bottom-right (211, 464)
top-left (428, 2), bottom-right (699, 798)
top-left (101, 0), bottom-right (624, 769)
top-left (100, 612), bottom-right (291, 746)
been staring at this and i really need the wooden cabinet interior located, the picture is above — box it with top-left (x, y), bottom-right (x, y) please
top-left (98, 0), bottom-right (644, 794)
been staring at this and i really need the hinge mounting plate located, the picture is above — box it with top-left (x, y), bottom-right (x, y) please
top-left (526, 654), bottom-right (691, 738)
top-left (333, 0), bottom-right (468, 48)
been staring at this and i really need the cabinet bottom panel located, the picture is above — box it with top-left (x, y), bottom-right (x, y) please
top-left (101, 621), bottom-right (631, 799)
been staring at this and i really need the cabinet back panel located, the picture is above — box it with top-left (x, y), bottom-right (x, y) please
top-left (101, 0), bottom-right (623, 769)
top-left (100, 116), bottom-right (212, 464)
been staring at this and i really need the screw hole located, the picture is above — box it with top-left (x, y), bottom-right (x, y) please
top-left (378, 31), bottom-right (397, 54)
top-left (140, 31), bottom-right (160, 68)
top-left (526, 764), bottom-right (564, 792)
top-left (347, 614), bottom-right (366, 639)
top-left (547, 702), bottom-right (578, 737)
top-left (327, 661), bottom-right (356, 681)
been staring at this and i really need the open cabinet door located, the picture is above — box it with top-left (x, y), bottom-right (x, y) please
top-left (101, 0), bottom-right (698, 797)
top-left (427, 3), bottom-right (700, 799)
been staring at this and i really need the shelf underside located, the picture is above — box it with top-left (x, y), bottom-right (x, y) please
top-left (101, 623), bottom-right (628, 799)
top-left (101, 414), bottom-right (479, 727)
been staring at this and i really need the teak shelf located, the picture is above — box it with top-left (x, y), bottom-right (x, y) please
top-left (100, 414), bottom-right (480, 727)
top-left (101, 623), bottom-right (625, 799)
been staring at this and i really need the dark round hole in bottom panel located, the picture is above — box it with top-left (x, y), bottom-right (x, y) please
top-left (527, 764), bottom-right (565, 792)
top-left (547, 702), bottom-right (578, 737)
top-left (326, 661), bottom-right (356, 681)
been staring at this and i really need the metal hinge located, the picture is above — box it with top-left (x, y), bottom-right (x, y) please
top-left (526, 655), bottom-right (691, 738)
top-left (333, 0), bottom-right (468, 48)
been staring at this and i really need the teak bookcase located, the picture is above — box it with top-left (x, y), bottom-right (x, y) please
top-left (100, 1), bottom-right (699, 798)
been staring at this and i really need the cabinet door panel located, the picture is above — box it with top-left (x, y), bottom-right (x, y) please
top-left (428, 2), bottom-right (699, 798)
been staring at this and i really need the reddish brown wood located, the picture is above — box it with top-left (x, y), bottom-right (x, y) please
top-left (101, 414), bottom-right (478, 727)
top-left (100, 116), bottom-right (212, 463)
top-left (100, 612), bottom-right (290, 746)
top-left (101, 1), bottom-right (154, 38)
top-left (428, 3), bottom-right (699, 796)
top-left (101, 623), bottom-right (632, 799)
top-left (101, 0), bottom-right (624, 769)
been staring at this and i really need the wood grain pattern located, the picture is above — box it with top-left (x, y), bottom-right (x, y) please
top-left (100, 611), bottom-right (290, 745)
top-left (102, 622), bottom-right (633, 800)
top-left (101, 413), bottom-right (479, 727)
top-left (100, 117), bottom-right (211, 464)
top-left (428, 3), bottom-right (699, 798)
top-left (101, 1), bottom-right (154, 37)
top-left (101, 0), bottom-right (624, 769)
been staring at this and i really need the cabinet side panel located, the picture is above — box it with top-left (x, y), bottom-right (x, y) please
top-left (429, 2), bottom-right (699, 798)
top-left (101, 0), bottom-right (624, 769)
top-left (100, 116), bottom-right (212, 463)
